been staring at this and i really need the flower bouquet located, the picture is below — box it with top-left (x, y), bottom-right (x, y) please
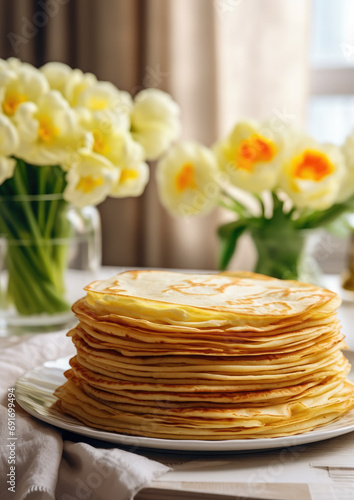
top-left (156, 120), bottom-right (354, 281)
top-left (0, 58), bottom-right (180, 322)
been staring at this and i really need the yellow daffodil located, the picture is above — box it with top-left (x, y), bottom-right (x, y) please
top-left (83, 111), bottom-right (131, 166)
top-left (0, 113), bottom-right (19, 156)
top-left (340, 131), bottom-right (354, 202)
top-left (75, 80), bottom-right (132, 119)
top-left (14, 90), bottom-right (82, 166)
top-left (0, 63), bottom-right (49, 118)
top-left (156, 141), bottom-right (220, 217)
top-left (0, 58), bottom-right (8, 71)
top-left (131, 88), bottom-right (180, 161)
top-left (6, 58), bottom-right (34, 71)
top-left (82, 111), bottom-right (149, 198)
top-left (279, 136), bottom-right (345, 210)
top-left (40, 61), bottom-right (73, 94)
top-left (0, 114), bottom-right (19, 184)
top-left (111, 161), bottom-right (149, 198)
top-left (63, 69), bottom-right (98, 107)
top-left (0, 156), bottom-right (16, 185)
top-left (1, 58), bottom-right (35, 74)
top-left (213, 120), bottom-right (283, 193)
top-left (63, 150), bottom-right (118, 207)
top-left (110, 138), bottom-right (149, 198)
top-left (41, 62), bottom-right (100, 110)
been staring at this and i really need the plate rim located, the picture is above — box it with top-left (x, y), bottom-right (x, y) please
top-left (15, 355), bottom-right (354, 452)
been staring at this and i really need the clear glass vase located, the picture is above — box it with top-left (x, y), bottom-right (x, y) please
top-left (0, 195), bottom-right (101, 335)
top-left (342, 229), bottom-right (354, 296)
top-left (250, 227), bottom-right (322, 284)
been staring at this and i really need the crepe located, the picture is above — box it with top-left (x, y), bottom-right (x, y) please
top-left (54, 270), bottom-right (354, 440)
top-left (84, 270), bottom-right (341, 327)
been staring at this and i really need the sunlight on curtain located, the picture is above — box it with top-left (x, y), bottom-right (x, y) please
top-left (143, 0), bottom-right (310, 271)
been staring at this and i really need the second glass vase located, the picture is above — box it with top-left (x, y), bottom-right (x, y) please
top-left (250, 227), bottom-right (321, 284)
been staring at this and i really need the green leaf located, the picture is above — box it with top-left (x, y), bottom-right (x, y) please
top-left (218, 227), bottom-right (246, 271)
top-left (294, 195), bottom-right (354, 230)
top-left (217, 219), bottom-right (251, 270)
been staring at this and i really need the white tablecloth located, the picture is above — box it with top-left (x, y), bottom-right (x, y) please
top-left (1, 270), bottom-right (353, 500)
top-left (0, 332), bottom-right (169, 500)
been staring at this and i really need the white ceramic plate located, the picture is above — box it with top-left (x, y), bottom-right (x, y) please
top-left (15, 353), bottom-right (354, 452)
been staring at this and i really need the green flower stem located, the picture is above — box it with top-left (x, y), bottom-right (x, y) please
top-left (0, 202), bottom-right (51, 276)
top-left (12, 163), bottom-right (57, 284)
top-left (7, 243), bottom-right (69, 314)
top-left (294, 196), bottom-right (354, 229)
top-left (219, 199), bottom-right (239, 213)
top-left (0, 159), bottom-right (71, 316)
top-left (217, 190), bottom-right (354, 280)
top-left (37, 167), bottom-right (47, 231)
top-left (220, 191), bottom-right (250, 218)
top-left (50, 199), bottom-right (71, 294)
top-left (44, 173), bottom-right (66, 239)
top-left (254, 194), bottom-right (265, 217)
top-left (251, 227), bottom-right (305, 280)
top-left (7, 246), bottom-right (53, 314)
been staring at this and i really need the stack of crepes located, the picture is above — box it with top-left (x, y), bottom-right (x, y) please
top-left (55, 270), bottom-right (354, 440)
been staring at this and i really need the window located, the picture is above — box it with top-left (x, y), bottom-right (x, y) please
top-left (308, 0), bottom-right (354, 144)
top-left (308, 0), bottom-right (353, 273)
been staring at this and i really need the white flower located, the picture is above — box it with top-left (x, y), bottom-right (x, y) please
top-left (278, 135), bottom-right (345, 210)
top-left (0, 58), bottom-right (8, 71)
top-left (41, 63), bottom-right (100, 109)
top-left (40, 61), bottom-right (73, 93)
top-left (110, 138), bottom-right (149, 198)
top-left (63, 68), bottom-right (97, 107)
top-left (0, 114), bottom-right (19, 156)
top-left (83, 111), bottom-right (131, 167)
top-left (131, 88), bottom-right (180, 161)
top-left (74, 82), bottom-right (132, 134)
top-left (340, 131), bottom-right (354, 202)
top-left (156, 141), bottom-right (221, 217)
top-left (213, 120), bottom-right (283, 193)
top-left (75, 80), bottom-right (132, 118)
top-left (111, 161), bottom-right (149, 197)
top-left (0, 156), bottom-right (16, 184)
top-left (0, 64), bottom-right (49, 117)
top-left (14, 90), bottom-right (82, 166)
top-left (82, 111), bottom-right (149, 198)
top-left (0, 113), bottom-right (19, 184)
top-left (63, 150), bottom-right (118, 207)
top-left (6, 58), bottom-right (34, 71)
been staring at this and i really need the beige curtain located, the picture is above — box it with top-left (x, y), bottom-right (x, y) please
top-left (139, 0), bottom-right (311, 271)
top-left (0, 0), bottom-right (310, 270)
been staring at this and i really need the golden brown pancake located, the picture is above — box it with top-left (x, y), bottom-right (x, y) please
top-left (54, 270), bottom-right (354, 440)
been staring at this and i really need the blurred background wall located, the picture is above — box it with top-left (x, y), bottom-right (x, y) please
top-left (0, 0), bottom-right (352, 272)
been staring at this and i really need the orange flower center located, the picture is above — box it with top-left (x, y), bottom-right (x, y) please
top-left (77, 175), bottom-right (103, 193)
top-left (235, 135), bottom-right (277, 172)
top-left (292, 150), bottom-right (334, 181)
top-left (175, 163), bottom-right (196, 192)
top-left (2, 91), bottom-right (27, 116)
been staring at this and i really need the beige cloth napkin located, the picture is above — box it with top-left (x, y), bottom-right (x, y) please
top-left (0, 332), bottom-right (169, 500)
